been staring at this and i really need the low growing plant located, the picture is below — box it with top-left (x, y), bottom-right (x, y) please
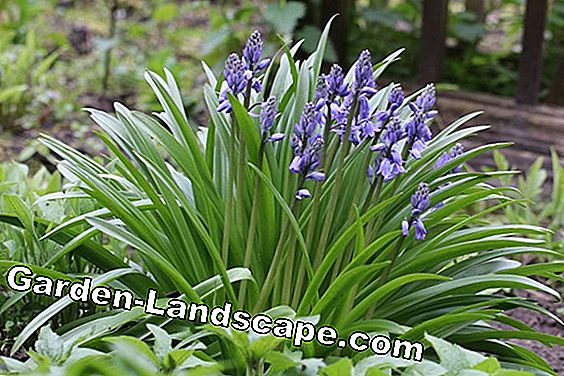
top-left (482, 150), bottom-right (564, 258)
top-left (0, 20), bottom-right (562, 375)
top-left (0, 30), bottom-right (58, 132)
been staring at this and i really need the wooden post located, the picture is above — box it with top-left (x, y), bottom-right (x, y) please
top-left (516, 0), bottom-right (548, 105)
top-left (547, 58), bottom-right (564, 106)
top-left (418, 0), bottom-right (449, 83)
top-left (466, 0), bottom-right (486, 23)
top-left (321, 0), bottom-right (353, 64)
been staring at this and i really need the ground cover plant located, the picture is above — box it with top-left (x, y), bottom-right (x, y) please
top-left (485, 150), bottom-right (564, 258)
top-left (0, 20), bottom-right (563, 375)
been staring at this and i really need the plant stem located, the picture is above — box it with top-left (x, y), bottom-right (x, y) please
top-left (254, 175), bottom-right (304, 312)
top-left (314, 94), bottom-right (359, 269)
top-left (281, 230), bottom-right (298, 304)
top-left (220, 118), bottom-right (238, 266)
top-left (364, 236), bottom-right (405, 319)
top-left (362, 176), bottom-right (383, 214)
top-left (292, 103), bottom-right (333, 306)
top-left (238, 142), bottom-right (265, 307)
top-left (306, 103), bottom-right (332, 254)
top-left (379, 236), bottom-right (404, 285)
top-left (235, 85), bottom-right (254, 239)
top-left (329, 139), bottom-right (377, 279)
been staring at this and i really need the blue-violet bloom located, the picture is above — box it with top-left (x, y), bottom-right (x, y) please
top-left (354, 50), bottom-right (377, 96)
top-left (435, 143), bottom-right (464, 172)
top-left (375, 86), bottom-right (404, 126)
top-left (402, 183), bottom-right (430, 240)
top-left (259, 96), bottom-right (284, 143)
top-left (243, 30), bottom-right (270, 72)
top-left (326, 64), bottom-right (350, 98)
top-left (295, 189), bottom-right (312, 201)
top-left (370, 116), bottom-right (406, 181)
top-left (405, 84), bottom-right (437, 159)
top-left (289, 103), bottom-right (325, 180)
top-left (218, 53), bottom-right (252, 112)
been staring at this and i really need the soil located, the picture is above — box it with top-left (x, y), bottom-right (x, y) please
top-left (501, 289), bottom-right (564, 374)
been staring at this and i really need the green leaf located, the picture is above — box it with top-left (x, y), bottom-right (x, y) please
top-left (426, 334), bottom-right (485, 373)
top-left (265, 2), bottom-right (306, 35)
top-left (34, 325), bottom-right (72, 365)
top-left (320, 358), bottom-right (352, 375)
top-left (147, 324), bottom-right (172, 362)
top-left (11, 268), bottom-right (139, 355)
top-left (264, 351), bottom-right (299, 372)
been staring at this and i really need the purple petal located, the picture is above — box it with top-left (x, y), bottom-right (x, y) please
top-left (258, 58), bottom-right (271, 70)
top-left (414, 218), bottom-right (427, 240)
top-left (306, 171), bottom-right (326, 181)
top-left (289, 156), bottom-right (303, 174)
top-left (370, 143), bottom-right (385, 152)
top-left (269, 133), bottom-right (285, 142)
top-left (217, 100), bottom-right (232, 113)
top-left (360, 87), bottom-right (378, 97)
top-left (295, 189), bottom-right (311, 200)
top-left (402, 219), bottom-right (410, 237)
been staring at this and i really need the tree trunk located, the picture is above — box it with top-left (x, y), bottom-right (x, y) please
top-left (418, 0), bottom-right (449, 83)
top-left (320, 0), bottom-right (353, 65)
top-left (465, 0), bottom-right (486, 22)
top-left (547, 58), bottom-right (564, 106)
top-left (516, 0), bottom-right (548, 105)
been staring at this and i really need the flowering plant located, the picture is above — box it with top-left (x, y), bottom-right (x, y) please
top-left (1, 20), bottom-right (562, 375)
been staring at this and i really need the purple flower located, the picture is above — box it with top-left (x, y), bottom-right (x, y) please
top-left (375, 86), bottom-right (405, 126)
top-left (435, 143), bottom-right (464, 173)
top-left (224, 53), bottom-right (250, 94)
top-left (313, 75), bottom-right (330, 127)
top-left (289, 134), bottom-right (324, 176)
top-left (290, 102), bottom-right (326, 199)
top-left (306, 171), bottom-right (326, 181)
top-left (404, 84), bottom-right (437, 158)
top-left (402, 183), bottom-right (431, 240)
top-left (331, 94), bottom-right (352, 138)
top-left (326, 64), bottom-right (350, 98)
top-left (412, 83), bottom-right (436, 113)
top-left (315, 75), bottom-right (329, 105)
top-left (378, 117), bottom-right (404, 146)
top-left (259, 96), bottom-right (283, 142)
top-left (401, 219), bottom-right (410, 236)
top-left (295, 189), bottom-right (311, 200)
top-left (243, 30), bottom-right (270, 72)
top-left (369, 117), bottom-right (405, 181)
top-left (242, 31), bottom-right (270, 94)
top-left (270, 133), bottom-right (285, 142)
top-left (413, 218), bottom-right (427, 240)
top-left (333, 92), bottom-right (380, 145)
top-left (355, 50), bottom-right (376, 94)
top-left (389, 86), bottom-right (405, 109)
top-left (375, 149), bottom-right (405, 181)
top-left (354, 95), bottom-right (378, 139)
top-left (410, 182), bottom-right (430, 216)
top-left (405, 112), bottom-right (432, 159)
top-left (218, 53), bottom-right (252, 112)
top-left (289, 103), bottom-right (324, 178)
